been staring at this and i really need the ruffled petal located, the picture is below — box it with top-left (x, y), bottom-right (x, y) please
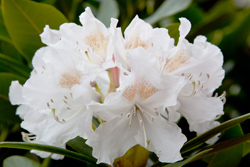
top-left (135, 116), bottom-right (186, 162)
top-left (87, 116), bottom-right (138, 164)
top-left (177, 95), bottom-right (224, 128)
top-left (9, 81), bottom-right (25, 105)
top-left (40, 25), bottom-right (60, 45)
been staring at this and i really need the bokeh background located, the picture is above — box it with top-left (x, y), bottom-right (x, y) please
top-left (0, 0), bottom-right (250, 166)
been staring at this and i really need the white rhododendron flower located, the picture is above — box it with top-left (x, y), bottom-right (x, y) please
top-left (9, 7), bottom-right (225, 165)
top-left (88, 48), bottom-right (187, 164)
top-left (162, 18), bottom-right (225, 142)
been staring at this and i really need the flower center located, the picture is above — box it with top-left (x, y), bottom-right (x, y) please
top-left (126, 37), bottom-right (147, 50)
top-left (85, 31), bottom-right (108, 59)
top-left (124, 104), bottom-right (159, 148)
top-left (164, 50), bottom-right (189, 73)
top-left (58, 68), bottom-right (82, 89)
top-left (122, 78), bottom-right (159, 101)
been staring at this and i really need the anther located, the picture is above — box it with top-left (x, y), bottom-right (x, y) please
top-left (127, 113), bottom-right (131, 117)
top-left (154, 107), bottom-right (159, 115)
top-left (64, 96), bottom-right (68, 99)
top-left (50, 99), bottom-right (54, 103)
top-left (207, 74), bottom-right (210, 79)
top-left (47, 102), bottom-right (50, 108)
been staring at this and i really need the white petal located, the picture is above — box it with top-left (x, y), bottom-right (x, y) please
top-left (9, 81), bottom-right (25, 105)
top-left (190, 121), bottom-right (221, 144)
top-left (135, 116), bottom-right (186, 163)
top-left (87, 116), bottom-right (138, 164)
top-left (16, 104), bottom-right (30, 119)
top-left (177, 95), bottom-right (224, 127)
top-left (40, 25), bottom-right (60, 45)
top-left (178, 18), bottom-right (191, 41)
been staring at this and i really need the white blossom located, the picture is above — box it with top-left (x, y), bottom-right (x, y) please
top-left (87, 48), bottom-right (187, 164)
top-left (162, 18), bottom-right (225, 141)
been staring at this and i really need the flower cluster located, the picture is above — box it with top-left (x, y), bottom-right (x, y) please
top-left (9, 7), bottom-right (225, 165)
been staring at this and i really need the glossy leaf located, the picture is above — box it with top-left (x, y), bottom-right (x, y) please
top-left (0, 53), bottom-right (31, 78)
top-left (66, 136), bottom-right (96, 162)
top-left (2, 0), bottom-right (68, 63)
top-left (166, 23), bottom-right (180, 45)
top-left (97, 0), bottom-right (119, 27)
top-left (243, 141), bottom-right (250, 157)
top-left (144, 0), bottom-right (192, 24)
top-left (0, 72), bottom-right (26, 100)
top-left (181, 112), bottom-right (250, 153)
top-left (0, 98), bottom-right (21, 124)
top-left (3, 156), bottom-right (42, 167)
top-left (0, 73), bottom-right (26, 123)
top-left (204, 125), bottom-right (244, 167)
top-left (164, 149), bottom-right (213, 167)
top-left (113, 145), bottom-right (149, 167)
top-left (194, 133), bottom-right (250, 161)
top-left (0, 42), bottom-right (23, 62)
top-left (0, 142), bottom-right (98, 165)
top-left (0, 7), bottom-right (11, 43)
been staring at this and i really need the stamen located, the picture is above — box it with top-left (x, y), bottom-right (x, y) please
top-left (137, 110), bottom-right (149, 148)
top-left (154, 107), bottom-right (159, 116)
top-left (127, 113), bottom-right (131, 117)
top-left (219, 91), bottom-right (226, 103)
top-left (180, 82), bottom-right (196, 97)
top-left (136, 104), bottom-right (154, 123)
top-left (21, 132), bottom-right (36, 142)
top-left (47, 102), bottom-right (51, 108)
top-left (52, 107), bottom-right (84, 124)
top-left (63, 99), bottom-right (68, 104)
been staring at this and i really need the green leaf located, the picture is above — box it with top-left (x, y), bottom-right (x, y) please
top-left (0, 6), bottom-right (11, 44)
top-left (0, 142), bottom-right (98, 165)
top-left (204, 125), bottom-right (244, 167)
top-left (97, 0), bottom-right (119, 27)
top-left (163, 149), bottom-right (213, 167)
top-left (0, 72), bottom-right (26, 100)
top-left (181, 112), bottom-right (250, 153)
top-left (113, 145), bottom-right (149, 167)
top-left (2, 0), bottom-right (68, 63)
top-left (3, 155), bottom-right (42, 167)
top-left (67, 136), bottom-right (96, 162)
top-left (0, 98), bottom-right (21, 124)
top-left (0, 53), bottom-right (31, 78)
top-left (243, 141), bottom-right (250, 157)
top-left (0, 72), bottom-right (26, 123)
top-left (194, 133), bottom-right (250, 161)
top-left (0, 42), bottom-right (23, 62)
top-left (144, 0), bottom-right (192, 25)
top-left (166, 23), bottom-right (180, 45)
